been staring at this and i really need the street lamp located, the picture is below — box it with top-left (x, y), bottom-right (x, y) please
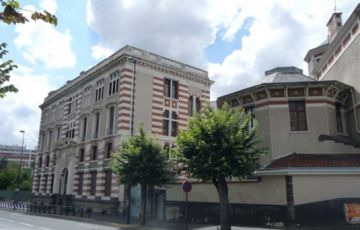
top-left (16, 130), bottom-right (25, 198)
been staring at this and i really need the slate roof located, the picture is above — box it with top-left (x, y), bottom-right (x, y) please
top-left (254, 66), bottom-right (315, 85)
top-left (266, 153), bottom-right (360, 169)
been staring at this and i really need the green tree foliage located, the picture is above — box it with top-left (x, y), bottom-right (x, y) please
top-left (0, 160), bottom-right (32, 191)
top-left (176, 103), bottom-right (265, 230)
top-left (0, 0), bottom-right (57, 98)
top-left (110, 126), bottom-right (168, 225)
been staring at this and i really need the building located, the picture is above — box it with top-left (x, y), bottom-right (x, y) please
top-left (32, 45), bottom-right (212, 217)
top-left (169, 5), bottom-right (360, 227)
top-left (0, 144), bottom-right (36, 168)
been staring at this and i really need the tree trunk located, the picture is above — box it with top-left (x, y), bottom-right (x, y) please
top-left (139, 184), bottom-right (147, 225)
top-left (213, 177), bottom-right (231, 230)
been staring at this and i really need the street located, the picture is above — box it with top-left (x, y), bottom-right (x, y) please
top-left (0, 209), bottom-right (119, 230)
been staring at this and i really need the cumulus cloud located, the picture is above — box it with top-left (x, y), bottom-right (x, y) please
top-left (86, 0), bottom-right (358, 100)
top-left (91, 44), bottom-right (113, 60)
top-left (13, 1), bottom-right (76, 69)
top-left (86, 0), bottom-right (243, 67)
top-left (0, 66), bottom-right (56, 149)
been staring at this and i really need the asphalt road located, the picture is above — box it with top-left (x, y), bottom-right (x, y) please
top-left (0, 209), bottom-right (119, 230)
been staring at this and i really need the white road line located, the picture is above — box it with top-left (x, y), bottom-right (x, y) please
top-left (20, 222), bottom-right (34, 227)
top-left (11, 213), bottom-right (20, 216)
top-left (0, 217), bottom-right (15, 223)
top-left (39, 227), bottom-right (52, 230)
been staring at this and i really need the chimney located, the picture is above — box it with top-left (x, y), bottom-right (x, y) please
top-left (327, 12), bottom-right (343, 42)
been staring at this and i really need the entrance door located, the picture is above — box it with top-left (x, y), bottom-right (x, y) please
top-left (59, 168), bottom-right (68, 195)
top-left (130, 185), bottom-right (141, 218)
top-left (156, 191), bottom-right (165, 220)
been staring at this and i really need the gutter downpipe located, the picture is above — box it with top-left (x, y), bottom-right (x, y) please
top-left (126, 57), bottom-right (137, 224)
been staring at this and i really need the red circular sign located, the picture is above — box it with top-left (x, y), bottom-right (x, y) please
top-left (182, 180), bottom-right (192, 193)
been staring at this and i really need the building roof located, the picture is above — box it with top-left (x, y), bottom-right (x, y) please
top-left (255, 66), bottom-right (314, 85)
top-left (266, 153), bottom-right (360, 169)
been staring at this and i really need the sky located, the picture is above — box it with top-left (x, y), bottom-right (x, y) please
top-left (0, 0), bottom-right (358, 149)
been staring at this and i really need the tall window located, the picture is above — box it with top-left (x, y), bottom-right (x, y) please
top-left (245, 106), bottom-right (255, 129)
top-left (82, 117), bottom-right (87, 141)
top-left (90, 171), bottom-right (97, 196)
top-left (38, 156), bottom-right (42, 168)
top-left (289, 101), bottom-right (307, 131)
top-left (78, 172), bottom-right (84, 195)
top-left (56, 127), bottom-right (61, 140)
top-left (195, 97), bottom-right (201, 113)
top-left (108, 71), bottom-right (119, 96)
top-left (336, 103), bottom-right (343, 133)
top-left (94, 112), bottom-right (100, 138)
top-left (45, 155), bottom-right (49, 167)
top-left (188, 96), bottom-right (193, 116)
top-left (163, 110), bottom-right (178, 137)
top-left (41, 133), bottom-right (45, 152)
top-left (48, 130), bottom-right (52, 151)
top-left (95, 79), bottom-right (104, 102)
top-left (108, 106), bottom-right (115, 135)
top-left (164, 79), bottom-right (178, 99)
top-left (79, 148), bottom-right (85, 162)
top-left (104, 171), bottom-right (112, 196)
top-left (83, 86), bottom-right (91, 108)
top-left (91, 146), bottom-right (97, 161)
top-left (106, 142), bottom-right (112, 158)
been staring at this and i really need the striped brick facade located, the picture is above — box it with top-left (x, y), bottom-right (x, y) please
top-left (33, 45), bottom-right (212, 214)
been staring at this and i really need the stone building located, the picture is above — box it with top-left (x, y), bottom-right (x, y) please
top-left (32, 45), bottom-right (212, 217)
top-left (0, 144), bottom-right (36, 168)
top-left (165, 5), bottom-right (360, 227)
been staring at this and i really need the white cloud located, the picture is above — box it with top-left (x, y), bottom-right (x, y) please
top-left (0, 66), bottom-right (56, 149)
top-left (91, 44), bottom-right (113, 60)
top-left (86, 0), bottom-right (358, 101)
top-left (13, 3), bottom-right (76, 69)
top-left (39, 0), bottom-right (58, 14)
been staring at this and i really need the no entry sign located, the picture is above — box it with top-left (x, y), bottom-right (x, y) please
top-left (182, 180), bottom-right (192, 193)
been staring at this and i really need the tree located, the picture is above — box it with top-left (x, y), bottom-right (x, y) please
top-left (0, 161), bottom-right (32, 191)
top-left (0, 0), bottom-right (57, 98)
top-left (110, 126), bottom-right (168, 225)
top-left (176, 103), bottom-right (265, 230)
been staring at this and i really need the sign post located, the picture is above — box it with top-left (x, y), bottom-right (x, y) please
top-left (182, 180), bottom-right (192, 230)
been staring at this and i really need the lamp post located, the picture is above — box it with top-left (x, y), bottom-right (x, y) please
top-left (15, 130), bottom-right (25, 201)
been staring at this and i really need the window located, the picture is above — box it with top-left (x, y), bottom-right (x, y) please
top-left (94, 112), bottom-right (100, 138)
top-left (48, 130), bottom-right (52, 150)
top-left (289, 101), bottom-right (307, 131)
top-left (106, 142), bottom-right (112, 158)
top-left (336, 103), bottom-right (343, 133)
top-left (38, 156), bottom-right (42, 168)
top-left (83, 86), bottom-right (91, 108)
top-left (56, 127), bottom-right (61, 140)
top-left (45, 155), bottom-right (49, 167)
top-left (79, 148), bottom-right (85, 162)
top-left (90, 171), bottom-right (97, 196)
top-left (245, 106), bottom-right (255, 129)
top-left (104, 171), bottom-right (112, 196)
top-left (195, 97), bottom-right (201, 113)
top-left (41, 133), bottom-right (45, 152)
top-left (108, 71), bottom-right (119, 96)
top-left (108, 106), bottom-right (115, 135)
top-left (78, 172), bottom-right (84, 195)
top-left (95, 79), bottom-right (104, 102)
top-left (188, 96), bottom-right (193, 116)
top-left (91, 146), bottom-right (97, 160)
top-left (163, 110), bottom-right (178, 136)
top-left (81, 117), bottom-right (87, 141)
top-left (164, 79), bottom-right (178, 99)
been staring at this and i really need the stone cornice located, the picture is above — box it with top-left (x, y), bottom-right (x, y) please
top-left (40, 45), bottom-right (212, 109)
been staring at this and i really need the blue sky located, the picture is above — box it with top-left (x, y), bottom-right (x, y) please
top-left (0, 0), bottom-right (358, 148)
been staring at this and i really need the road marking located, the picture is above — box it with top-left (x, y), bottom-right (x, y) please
top-left (0, 217), bottom-right (15, 223)
top-left (39, 227), bottom-right (52, 230)
top-left (20, 222), bottom-right (34, 227)
top-left (11, 213), bottom-right (20, 216)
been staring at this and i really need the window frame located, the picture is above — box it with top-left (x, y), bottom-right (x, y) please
top-left (288, 100), bottom-right (308, 131)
